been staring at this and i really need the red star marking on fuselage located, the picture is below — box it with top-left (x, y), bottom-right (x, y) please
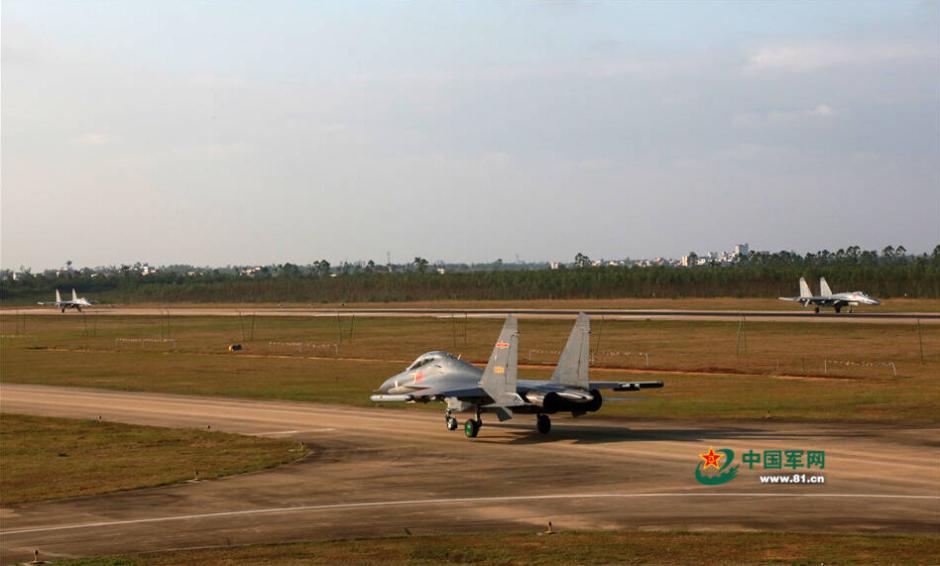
top-left (700, 447), bottom-right (722, 469)
top-left (414, 371), bottom-right (423, 382)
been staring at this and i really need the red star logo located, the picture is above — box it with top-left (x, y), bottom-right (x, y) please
top-left (414, 371), bottom-right (423, 382)
top-left (700, 447), bottom-right (722, 470)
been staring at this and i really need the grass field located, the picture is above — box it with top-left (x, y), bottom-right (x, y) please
top-left (55, 530), bottom-right (940, 565)
top-left (1, 314), bottom-right (938, 422)
top-left (0, 413), bottom-right (306, 505)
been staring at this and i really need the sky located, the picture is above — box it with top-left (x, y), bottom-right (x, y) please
top-left (2, 1), bottom-right (939, 270)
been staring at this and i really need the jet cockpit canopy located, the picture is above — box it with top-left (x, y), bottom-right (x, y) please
top-left (406, 351), bottom-right (455, 371)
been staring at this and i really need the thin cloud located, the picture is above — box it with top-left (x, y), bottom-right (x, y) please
top-left (73, 132), bottom-right (121, 146)
top-left (745, 42), bottom-right (934, 73)
top-left (733, 104), bottom-right (837, 127)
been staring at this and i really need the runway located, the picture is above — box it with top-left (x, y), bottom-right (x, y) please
top-left (6, 306), bottom-right (940, 324)
top-left (1, 384), bottom-right (938, 562)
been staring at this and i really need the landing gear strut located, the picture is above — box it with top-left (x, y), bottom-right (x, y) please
top-left (464, 407), bottom-right (483, 439)
top-left (536, 414), bottom-right (551, 434)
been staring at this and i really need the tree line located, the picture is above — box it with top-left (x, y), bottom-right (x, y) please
top-left (2, 246), bottom-right (938, 304)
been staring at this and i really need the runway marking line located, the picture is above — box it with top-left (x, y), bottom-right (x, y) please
top-left (250, 429), bottom-right (336, 436)
top-left (3, 492), bottom-right (938, 537)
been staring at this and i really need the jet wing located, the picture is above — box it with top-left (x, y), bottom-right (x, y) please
top-left (588, 380), bottom-right (664, 392)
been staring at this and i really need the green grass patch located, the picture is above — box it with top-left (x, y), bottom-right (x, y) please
top-left (55, 530), bottom-right (940, 565)
top-left (0, 413), bottom-right (307, 505)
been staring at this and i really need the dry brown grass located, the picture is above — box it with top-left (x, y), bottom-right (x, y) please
top-left (0, 413), bottom-right (306, 505)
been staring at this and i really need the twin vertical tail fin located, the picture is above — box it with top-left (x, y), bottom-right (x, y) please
top-left (552, 312), bottom-right (591, 388)
top-left (480, 315), bottom-right (523, 421)
top-left (819, 277), bottom-right (832, 297)
top-left (56, 289), bottom-right (62, 303)
top-left (799, 277), bottom-right (812, 298)
top-left (72, 289), bottom-right (79, 301)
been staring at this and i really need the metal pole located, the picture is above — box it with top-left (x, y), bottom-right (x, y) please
top-left (917, 319), bottom-right (925, 365)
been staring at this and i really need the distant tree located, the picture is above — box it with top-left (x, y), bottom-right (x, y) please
top-left (314, 260), bottom-right (331, 276)
top-left (413, 257), bottom-right (429, 273)
top-left (365, 259), bottom-right (376, 273)
top-left (574, 252), bottom-right (591, 268)
top-left (279, 263), bottom-right (301, 278)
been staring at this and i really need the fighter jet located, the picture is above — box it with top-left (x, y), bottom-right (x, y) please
top-left (370, 313), bottom-right (663, 439)
top-left (779, 277), bottom-right (881, 314)
top-left (38, 289), bottom-right (93, 313)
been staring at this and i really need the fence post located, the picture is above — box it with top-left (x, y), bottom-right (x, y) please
top-left (917, 319), bottom-right (925, 365)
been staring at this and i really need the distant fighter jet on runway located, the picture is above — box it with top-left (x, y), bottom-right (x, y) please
top-left (370, 313), bottom-right (664, 439)
top-left (38, 289), bottom-right (94, 313)
top-left (779, 277), bottom-right (880, 314)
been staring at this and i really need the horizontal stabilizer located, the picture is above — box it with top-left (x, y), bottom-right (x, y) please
top-left (589, 380), bottom-right (664, 391)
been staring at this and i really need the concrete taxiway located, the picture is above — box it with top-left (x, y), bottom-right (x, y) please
top-left (6, 306), bottom-right (939, 323)
top-left (1, 384), bottom-right (938, 563)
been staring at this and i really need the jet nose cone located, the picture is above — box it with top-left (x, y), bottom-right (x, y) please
top-left (377, 376), bottom-right (394, 393)
top-left (377, 373), bottom-right (405, 393)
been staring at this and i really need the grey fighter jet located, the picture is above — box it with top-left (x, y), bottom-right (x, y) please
top-left (370, 314), bottom-right (664, 439)
top-left (37, 289), bottom-right (94, 313)
top-left (779, 277), bottom-right (881, 314)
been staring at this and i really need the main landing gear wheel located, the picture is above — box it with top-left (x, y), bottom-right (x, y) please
top-left (445, 416), bottom-right (458, 431)
top-left (464, 419), bottom-right (481, 439)
top-left (814, 307), bottom-right (820, 314)
top-left (536, 414), bottom-right (551, 434)
top-left (834, 306), bottom-right (841, 314)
